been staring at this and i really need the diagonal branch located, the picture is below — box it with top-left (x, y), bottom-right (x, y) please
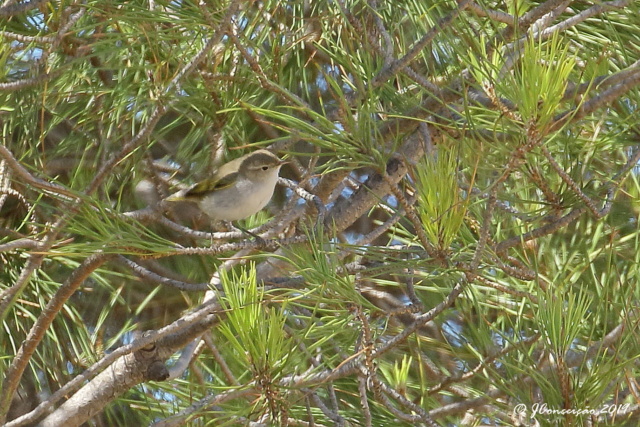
top-left (0, 253), bottom-right (111, 424)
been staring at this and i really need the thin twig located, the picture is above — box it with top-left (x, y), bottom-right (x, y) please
top-left (494, 207), bottom-right (587, 254)
top-left (371, 0), bottom-right (472, 88)
top-left (117, 256), bottom-right (210, 291)
top-left (539, 145), bottom-right (605, 217)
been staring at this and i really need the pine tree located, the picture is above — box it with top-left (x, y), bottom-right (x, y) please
top-left (1, 1), bottom-right (639, 425)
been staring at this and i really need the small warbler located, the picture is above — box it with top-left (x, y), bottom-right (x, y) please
top-left (166, 149), bottom-right (286, 221)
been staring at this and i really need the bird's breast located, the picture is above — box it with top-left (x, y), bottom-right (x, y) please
top-left (198, 174), bottom-right (278, 221)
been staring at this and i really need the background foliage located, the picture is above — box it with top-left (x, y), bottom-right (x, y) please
top-left (1, 0), bottom-right (640, 426)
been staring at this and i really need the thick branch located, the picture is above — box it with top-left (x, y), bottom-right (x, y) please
top-left (0, 254), bottom-right (111, 423)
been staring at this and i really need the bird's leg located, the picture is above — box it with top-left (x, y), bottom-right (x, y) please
top-left (227, 221), bottom-right (266, 246)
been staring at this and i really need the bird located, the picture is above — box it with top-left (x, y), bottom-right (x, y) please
top-left (165, 149), bottom-right (287, 222)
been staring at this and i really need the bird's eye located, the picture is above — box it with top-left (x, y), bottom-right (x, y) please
top-left (262, 166), bottom-right (269, 171)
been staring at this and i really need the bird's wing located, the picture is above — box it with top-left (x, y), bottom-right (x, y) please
top-left (183, 171), bottom-right (239, 198)
top-left (166, 153), bottom-right (248, 202)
